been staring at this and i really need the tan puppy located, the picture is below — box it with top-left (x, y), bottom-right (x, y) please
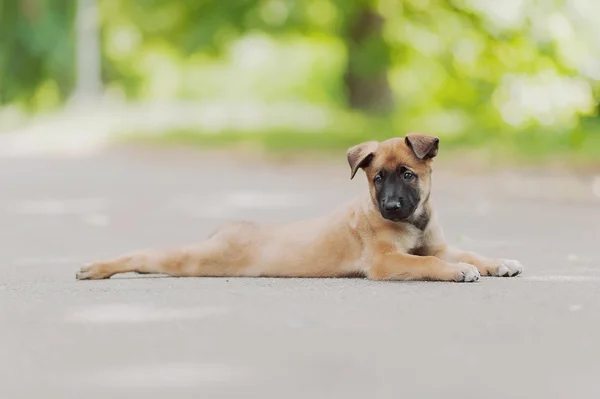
top-left (76, 133), bottom-right (523, 282)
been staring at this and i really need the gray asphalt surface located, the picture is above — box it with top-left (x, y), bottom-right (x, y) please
top-left (1, 148), bottom-right (600, 399)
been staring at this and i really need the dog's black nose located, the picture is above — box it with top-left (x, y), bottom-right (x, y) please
top-left (383, 201), bottom-right (402, 212)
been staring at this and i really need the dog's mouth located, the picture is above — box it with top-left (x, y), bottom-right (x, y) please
top-left (379, 206), bottom-right (417, 223)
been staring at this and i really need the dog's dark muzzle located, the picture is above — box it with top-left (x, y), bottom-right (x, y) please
top-left (380, 197), bottom-right (415, 222)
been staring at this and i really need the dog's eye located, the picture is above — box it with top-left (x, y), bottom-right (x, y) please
top-left (374, 174), bottom-right (382, 183)
top-left (403, 171), bottom-right (414, 180)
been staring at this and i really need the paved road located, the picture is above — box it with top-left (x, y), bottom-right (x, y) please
top-left (1, 148), bottom-right (600, 399)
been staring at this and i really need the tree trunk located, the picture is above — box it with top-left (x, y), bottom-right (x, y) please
top-left (73, 0), bottom-right (102, 102)
top-left (344, 8), bottom-right (394, 114)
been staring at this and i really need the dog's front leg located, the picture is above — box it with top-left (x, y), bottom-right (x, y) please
top-left (367, 252), bottom-right (480, 282)
top-left (433, 246), bottom-right (523, 277)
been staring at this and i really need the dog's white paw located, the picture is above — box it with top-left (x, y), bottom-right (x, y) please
top-left (490, 259), bottom-right (523, 277)
top-left (452, 262), bottom-right (480, 283)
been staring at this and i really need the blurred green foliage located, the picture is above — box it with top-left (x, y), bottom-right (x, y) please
top-left (0, 0), bottom-right (75, 108)
top-left (1, 0), bottom-right (600, 152)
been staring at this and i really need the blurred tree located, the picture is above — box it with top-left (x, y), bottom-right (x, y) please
top-left (102, 0), bottom-right (395, 113)
top-left (344, 6), bottom-right (393, 113)
top-left (0, 0), bottom-right (76, 108)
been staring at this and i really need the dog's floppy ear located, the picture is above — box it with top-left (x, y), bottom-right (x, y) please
top-left (405, 133), bottom-right (439, 160)
top-left (347, 141), bottom-right (379, 180)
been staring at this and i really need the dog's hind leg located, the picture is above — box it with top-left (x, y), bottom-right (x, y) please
top-left (77, 221), bottom-right (259, 280)
top-left (76, 240), bottom-right (248, 280)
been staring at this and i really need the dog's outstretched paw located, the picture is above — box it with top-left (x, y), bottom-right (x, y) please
top-left (452, 262), bottom-right (480, 283)
top-left (76, 263), bottom-right (110, 280)
top-left (488, 259), bottom-right (523, 277)
top-left (497, 259), bottom-right (524, 277)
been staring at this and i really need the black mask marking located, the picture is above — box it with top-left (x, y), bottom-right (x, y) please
top-left (374, 166), bottom-right (421, 222)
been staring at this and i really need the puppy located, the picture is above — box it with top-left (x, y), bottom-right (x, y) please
top-left (76, 133), bottom-right (523, 282)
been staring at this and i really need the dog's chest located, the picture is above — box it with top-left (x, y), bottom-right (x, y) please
top-left (392, 224), bottom-right (423, 253)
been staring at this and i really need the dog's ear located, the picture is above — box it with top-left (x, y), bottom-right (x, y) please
top-left (347, 141), bottom-right (379, 180)
top-left (405, 133), bottom-right (439, 160)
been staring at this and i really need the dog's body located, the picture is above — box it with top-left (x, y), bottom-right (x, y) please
top-left (76, 134), bottom-right (523, 282)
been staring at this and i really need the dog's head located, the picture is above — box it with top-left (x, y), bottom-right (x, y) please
top-left (347, 133), bottom-right (438, 223)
